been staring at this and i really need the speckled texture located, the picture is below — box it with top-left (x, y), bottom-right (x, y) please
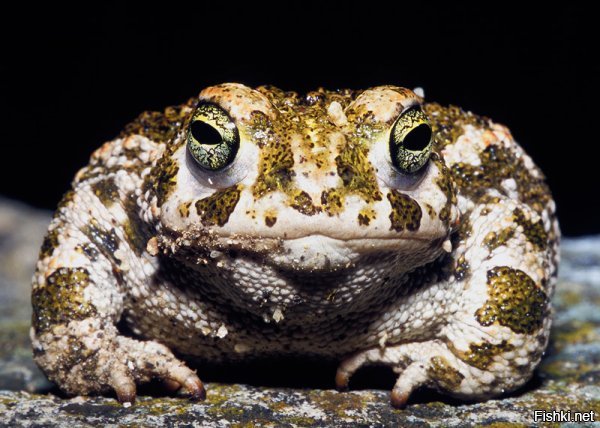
top-left (0, 198), bottom-right (599, 426)
top-left (29, 84), bottom-right (559, 408)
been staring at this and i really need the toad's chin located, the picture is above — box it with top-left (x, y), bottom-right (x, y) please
top-left (269, 234), bottom-right (442, 273)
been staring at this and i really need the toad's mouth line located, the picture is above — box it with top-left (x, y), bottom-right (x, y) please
top-left (177, 224), bottom-right (445, 244)
top-left (219, 233), bottom-right (443, 246)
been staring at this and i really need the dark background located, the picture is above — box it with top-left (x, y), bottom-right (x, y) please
top-left (1, 3), bottom-right (597, 236)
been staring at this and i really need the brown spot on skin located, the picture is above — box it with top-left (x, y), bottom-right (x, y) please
top-left (138, 105), bottom-right (197, 207)
top-left (76, 243), bottom-right (99, 262)
top-left (424, 103), bottom-right (492, 149)
top-left (178, 201), bottom-right (192, 218)
top-left (290, 191), bottom-right (321, 216)
top-left (428, 356), bottom-right (464, 390)
top-left (39, 228), bottom-right (59, 259)
top-left (55, 190), bottom-right (75, 213)
top-left (91, 177), bottom-right (119, 207)
top-left (357, 213), bottom-right (370, 226)
top-left (357, 207), bottom-right (376, 226)
top-left (431, 153), bottom-right (457, 227)
top-left (265, 215), bottom-right (277, 227)
top-left (426, 103), bottom-right (551, 214)
top-left (195, 185), bottom-right (242, 227)
top-left (454, 255), bottom-right (470, 281)
top-left (250, 111), bottom-right (296, 198)
top-left (513, 207), bottom-right (548, 251)
top-left (424, 203), bottom-right (436, 219)
top-left (335, 142), bottom-right (382, 203)
top-left (475, 266), bottom-right (548, 334)
top-left (451, 145), bottom-right (551, 215)
top-left (78, 102), bottom-right (195, 185)
top-left (84, 221), bottom-right (121, 264)
top-left (151, 155), bottom-right (179, 207)
top-left (320, 189), bottom-right (345, 216)
top-left (483, 227), bottom-right (515, 251)
top-left (121, 194), bottom-right (152, 256)
top-left (450, 340), bottom-right (516, 370)
top-left (450, 216), bottom-right (472, 250)
top-left (386, 190), bottom-right (422, 232)
top-left (120, 102), bottom-right (195, 143)
top-left (32, 267), bottom-right (97, 333)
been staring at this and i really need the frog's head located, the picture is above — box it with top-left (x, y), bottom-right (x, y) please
top-left (152, 83), bottom-right (458, 277)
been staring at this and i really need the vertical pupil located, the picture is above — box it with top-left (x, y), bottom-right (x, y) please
top-left (191, 121), bottom-right (222, 145)
top-left (403, 124), bottom-right (431, 151)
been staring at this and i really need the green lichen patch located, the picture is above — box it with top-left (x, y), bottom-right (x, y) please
top-left (386, 190), bottom-right (422, 232)
top-left (335, 141), bottom-right (382, 203)
top-left (0, 321), bottom-right (31, 359)
top-left (32, 267), bottom-right (97, 333)
top-left (309, 390), bottom-right (366, 419)
top-left (513, 207), bottom-right (548, 251)
top-left (556, 289), bottom-right (582, 307)
top-left (195, 185), bottom-right (242, 227)
top-left (453, 340), bottom-right (516, 370)
top-left (475, 266), bottom-right (548, 334)
top-left (483, 227), bottom-right (516, 251)
top-left (90, 177), bottom-right (119, 207)
top-left (552, 320), bottom-right (599, 352)
top-left (428, 356), bottom-right (465, 390)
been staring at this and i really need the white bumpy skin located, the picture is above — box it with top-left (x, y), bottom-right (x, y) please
top-left (31, 84), bottom-right (559, 407)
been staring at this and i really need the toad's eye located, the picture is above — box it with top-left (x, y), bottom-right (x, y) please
top-left (389, 107), bottom-right (433, 174)
top-left (187, 103), bottom-right (239, 171)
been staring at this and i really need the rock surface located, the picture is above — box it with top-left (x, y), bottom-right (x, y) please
top-left (1, 196), bottom-right (599, 427)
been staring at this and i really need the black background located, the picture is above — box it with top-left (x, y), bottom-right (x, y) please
top-left (1, 3), bottom-right (597, 236)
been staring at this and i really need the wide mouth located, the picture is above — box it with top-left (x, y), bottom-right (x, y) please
top-left (161, 224), bottom-right (445, 274)
top-left (261, 234), bottom-right (440, 273)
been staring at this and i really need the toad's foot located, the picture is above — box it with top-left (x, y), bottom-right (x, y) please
top-left (32, 319), bottom-right (204, 404)
top-left (336, 340), bottom-right (494, 408)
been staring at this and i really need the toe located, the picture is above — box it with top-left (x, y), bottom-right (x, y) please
top-left (336, 349), bottom-right (374, 391)
top-left (163, 364), bottom-right (205, 401)
top-left (389, 362), bottom-right (428, 409)
top-left (182, 375), bottom-right (206, 401)
top-left (110, 364), bottom-right (136, 404)
top-left (390, 389), bottom-right (409, 409)
top-left (335, 369), bottom-right (350, 391)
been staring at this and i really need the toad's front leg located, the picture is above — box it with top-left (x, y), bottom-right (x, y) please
top-left (337, 198), bottom-right (558, 407)
top-left (30, 181), bottom-right (204, 403)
